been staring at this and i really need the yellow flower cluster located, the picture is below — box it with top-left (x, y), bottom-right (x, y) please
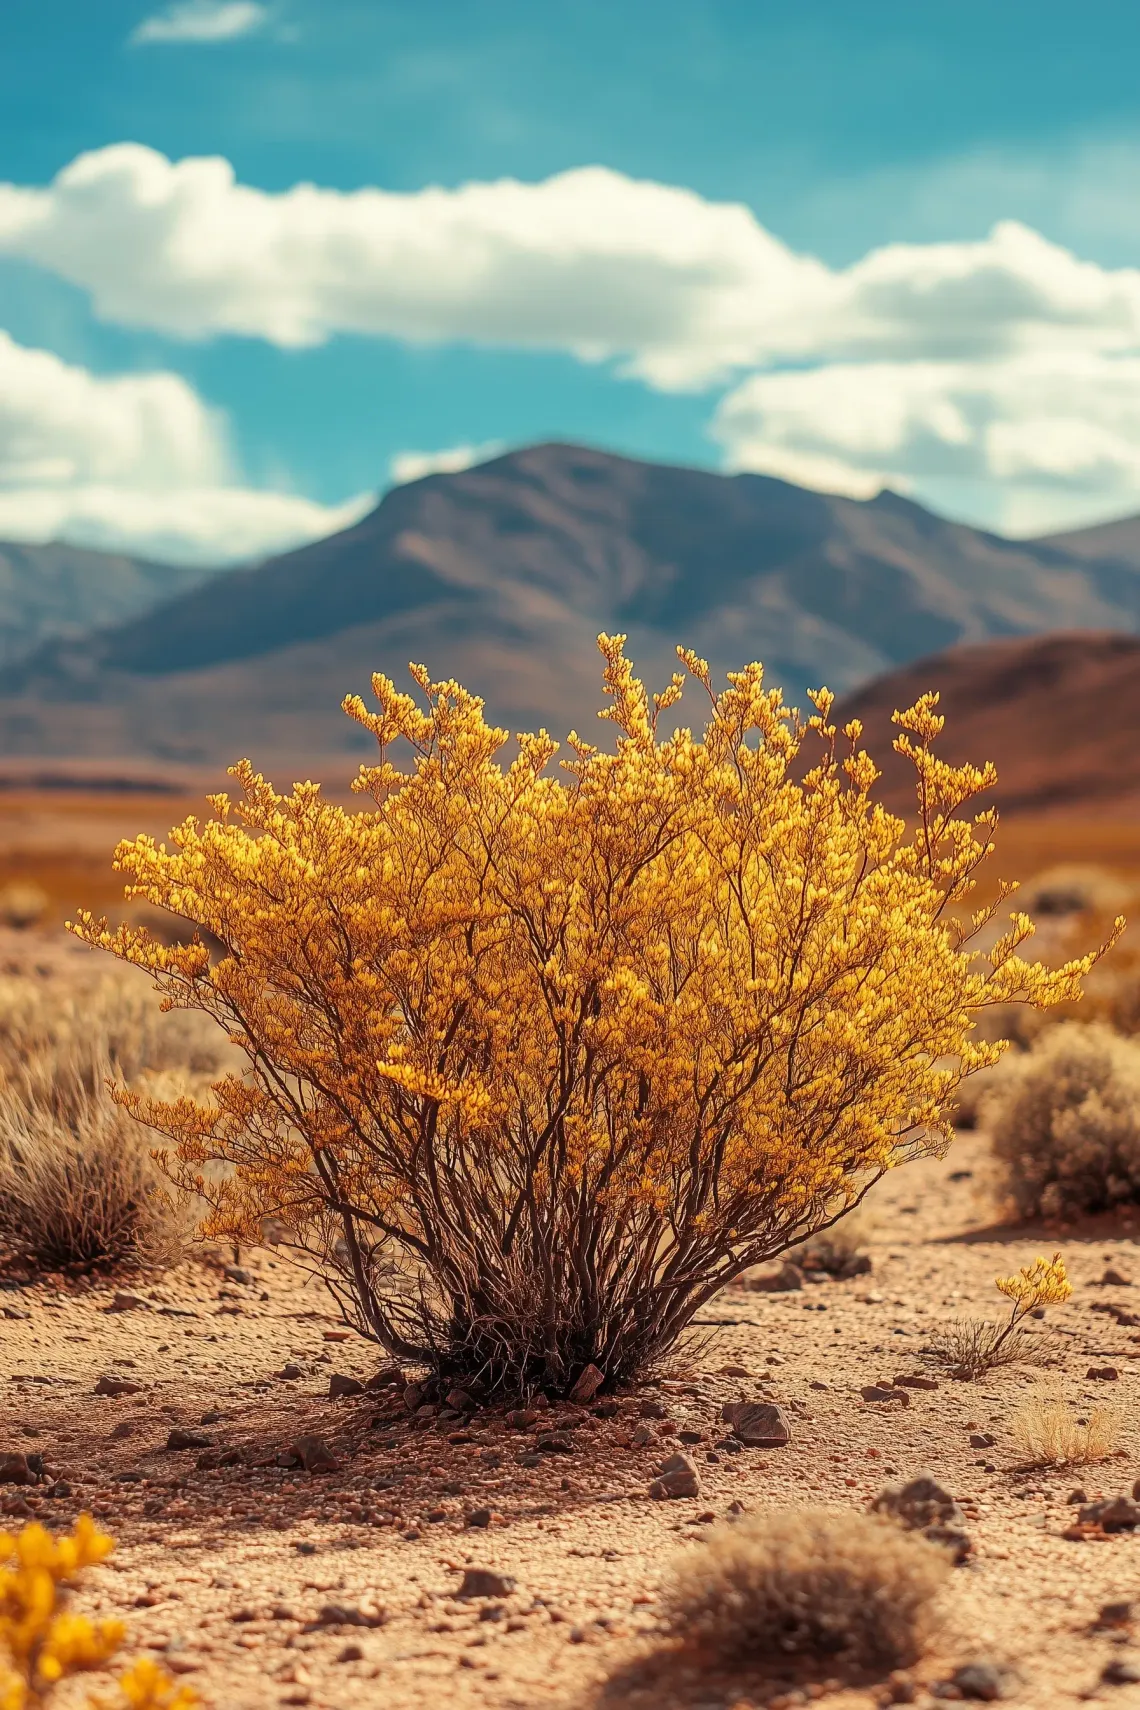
top-left (73, 637), bottom-right (1117, 1386)
top-left (996, 1251), bottom-right (1073, 1310)
top-left (0, 1519), bottom-right (196, 1710)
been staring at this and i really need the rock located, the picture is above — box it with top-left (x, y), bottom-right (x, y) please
top-left (631, 1424), bottom-right (655, 1447)
top-left (568, 1364), bottom-right (605, 1404)
top-left (638, 1399), bottom-right (668, 1419)
top-left (166, 1429), bottom-right (213, 1451)
top-left (861, 1384), bottom-right (911, 1407)
top-left (323, 1330), bottom-right (352, 1342)
top-left (1094, 1600), bottom-right (1133, 1629)
top-left (592, 1400), bottom-right (621, 1418)
top-left (1066, 1488), bottom-right (1088, 1504)
top-left (106, 1292), bottom-right (151, 1312)
top-left (465, 1507), bottom-right (494, 1528)
top-left (1, 1496), bottom-right (33, 1518)
top-left (1103, 1659), bottom-right (1140, 1686)
top-left (718, 1364), bottom-right (750, 1377)
top-left (276, 1363), bottom-right (304, 1380)
top-left (968, 1433), bottom-right (995, 1449)
top-left (871, 1476), bottom-right (973, 1562)
top-left (744, 1261), bottom-right (804, 1292)
top-left (458, 1568), bottom-right (516, 1599)
top-left (2, 1307), bottom-right (30, 1321)
top-left (721, 1401), bottom-right (792, 1447)
top-left (950, 1661), bottom-right (1017, 1701)
top-left (893, 1373), bottom-right (939, 1391)
top-left (329, 1374), bottom-right (365, 1399)
top-left (648, 1451), bottom-right (701, 1499)
top-left (0, 1455), bottom-right (33, 1486)
top-left (108, 1422), bottom-right (134, 1440)
top-left (365, 1363), bottom-right (405, 1391)
top-left (200, 1409), bottom-right (222, 1425)
top-left (224, 1265), bottom-right (252, 1284)
top-left (94, 1374), bottom-right (144, 1397)
top-left (402, 1383), bottom-right (426, 1410)
top-left (289, 1435), bottom-right (340, 1474)
top-left (308, 1604), bottom-right (385, 1630)
top-left (1100, 1268), bottom-right (1133, 1286)
top-left (1078, 1496), bottom-right (1140, 1532)
top-left (1087, 1365), bottom-right (1120, 1381)
top-left (445, 1388), bottom-right (477, 1412)
top-left (537, 1432), bottom-right (575, 1455)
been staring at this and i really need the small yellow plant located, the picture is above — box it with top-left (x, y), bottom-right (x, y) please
top-left (0, 1518), bottom-right (196, 1709)
top-left (1012, 1378), bottom-right (1120, 1466)
top-left (926, 1252), bottom-right (1071, 1379)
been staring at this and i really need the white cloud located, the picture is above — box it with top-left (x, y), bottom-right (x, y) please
top-left (130, 2), bottom-right (268, 45)
top-left (389, 442), bottom-right (503, 485)
top-left (4, 146), bottom-right (1140, 392)
top-left (0, 328), bottom-right (371, 563)
top-left (713, 352), bottom-right (1140, 535)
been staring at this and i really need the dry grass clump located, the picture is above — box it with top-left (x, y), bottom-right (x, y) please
top-left (0, 880), bottom-right (49, 929)
top-left (663, 1508), bottom-right (950, 1672)
top-left (1021, 864), bottom-right (1132, 920)
top-left (0, 973), bottom-right (225, 1273)
top-left (786, 1210), bottom-right (874, 1277)
top-left (0, 1044), bottom-right (190, 1272)
top-left (988, 1022), bottom-right (1140, 1216)
top-left (1012, 1379), bottom-right (1121, 1466)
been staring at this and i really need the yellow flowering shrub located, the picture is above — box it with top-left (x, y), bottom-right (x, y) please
top-left (74, 637), bottom-right (1114, 1392)
top-left (927, 1251), bottom-right (1073, 1379)
top-left (0, 1518), bottom-right (195, 1709)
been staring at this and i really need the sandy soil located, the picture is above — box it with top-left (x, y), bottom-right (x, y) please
top-left (0, 940), bottom-right (1139, 1709)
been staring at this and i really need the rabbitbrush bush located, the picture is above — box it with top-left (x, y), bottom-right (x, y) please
top-left (990, 1022), bottom-right (1140, 1216)
top-left (74, 637), bottom-right (1112, 1394)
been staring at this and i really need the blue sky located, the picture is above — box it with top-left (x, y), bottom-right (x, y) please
top-left (5, 0), bottom-right (1140, 561)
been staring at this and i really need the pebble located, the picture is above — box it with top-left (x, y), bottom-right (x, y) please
top-left (166, 1429), bottom-right (213, 1451)
top-left (457, 1568), bottom-right (515, 1599)
top-left (1102, 1659), bottom-right (1140, 1686)
top-left (1078, 1495), bottom-right (1140, 1532)
top-left (287, 1435), bottom-right (340, 1474)
top-left (861, 1384), bottom-right (911, 1407)
top-left (329, 1374), bottom-right (364, 1399)
top-left (948, 1660), bottom-right (1017, 1701)
top-left (465, 1507), bottom-right (494, 1528)
top-left (568, 1364), bottom-right (605, 1403)
top-left (94, 1374), bottom-right (144, 1397)
top-left (648, 1452), bottom-right (701, 1499)
top-left (969, 1433), bottom-right (995, 1449)
top-left (720, 1401), bottom-right (791, 1447)
top-left (1087, 1365), bottom-right (1120, 1380)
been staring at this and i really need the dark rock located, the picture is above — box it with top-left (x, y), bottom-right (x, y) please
top-left (861, 1384), bottom-right (911, 1407)
top-left (950, 1661), bottom-right (1017, 1701)
top-left (465, 1506), bottom-right (494, 1528)
top-left (308, 1604), bottom-right (385, 1630)
top-left (591, 1400), bottom-right (621, 1419)
top-left (94, 1374), bottom-right (144, 1397)
top-left (1093, 1600), bottom-right (1133, 1630)
top-left (638, 1399), bottom-right (668, 1419)
top-left (365, 1363), bottom-right (405, 1392)
top-left (224, 1265), bottom-right (252, 1285)
top-left (200, 1409), bottom-right (222, 1425)
top-left (0, 1455), bottom-right (33, 1486)
top-left (445, 1388), bottom-right (477, 1412)
top-left (107, 1292), bottom-right (151, 1312)
top-left (276, 1363), bottom-right (304, 1380)
top-left (872, 1475), bottom-right (972, 1561)
top-left (289, 1434), bottom-right (340, 1474)
top-left (537, 1432), bottom-right (575, 1454)
top-left (506, 1409), bottom-right (539, 1430)
top-left (329, 1374), bottom-right (364, 1399)
top-left (1066, 1488), bottom-right (1088, 1504)
top-left (402, 1383), bottom-right (426, 1410)
top-left (648, 1451), bottom-right (701, 1499)
top-left (568, 1364), bottom-right (605, 1404)
top-left (1087, 1365), bottom-right (1120, 1381)
top-left (893, 1374), bottom-right (939, 1391)
top-left (968, 1433), bottom-right (995, 1449)
top-left (1100, 1268), bottom-right (1133, 1286)
top-left (458, 1568), bottom-right (516, 1599)
top-left (721, 1401), bottom-right (792, 1447)
top-left (1103, 1659), bottom-right (1140, 1686)
top-left (166, 1429), bottom-right (213, 1451)
top-left (1078, 1496), bottom-right (1140, 1532)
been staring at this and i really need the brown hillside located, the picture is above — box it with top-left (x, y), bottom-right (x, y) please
top-left (838, 630), bottom-right (1140, 819)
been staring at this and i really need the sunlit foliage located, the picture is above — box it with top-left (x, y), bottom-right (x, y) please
top-left (75, 637), bottom-right (1113, 1392)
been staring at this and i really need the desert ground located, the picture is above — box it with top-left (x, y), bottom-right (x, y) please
top-left (1, 796), bottom-right (1140, 1710)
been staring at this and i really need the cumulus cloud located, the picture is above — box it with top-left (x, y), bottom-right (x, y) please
top-left (0, 329), bottom-right (371, 563)
top-left (713, 352), bottom-right (1140, 534)
top-left (130, 2), bottom-right (268, 44)
top-left (4, 146), bottom-right (1140, 393)
top-left (389, 442), bottom-right (503, 485)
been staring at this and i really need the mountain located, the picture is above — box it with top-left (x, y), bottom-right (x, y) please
top-left (4, 442), bottom-right (1140, 773)
top-left (0, 539), bottom-right (214, 667)
top-left (838, 630), bottom-right (1140, 818)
